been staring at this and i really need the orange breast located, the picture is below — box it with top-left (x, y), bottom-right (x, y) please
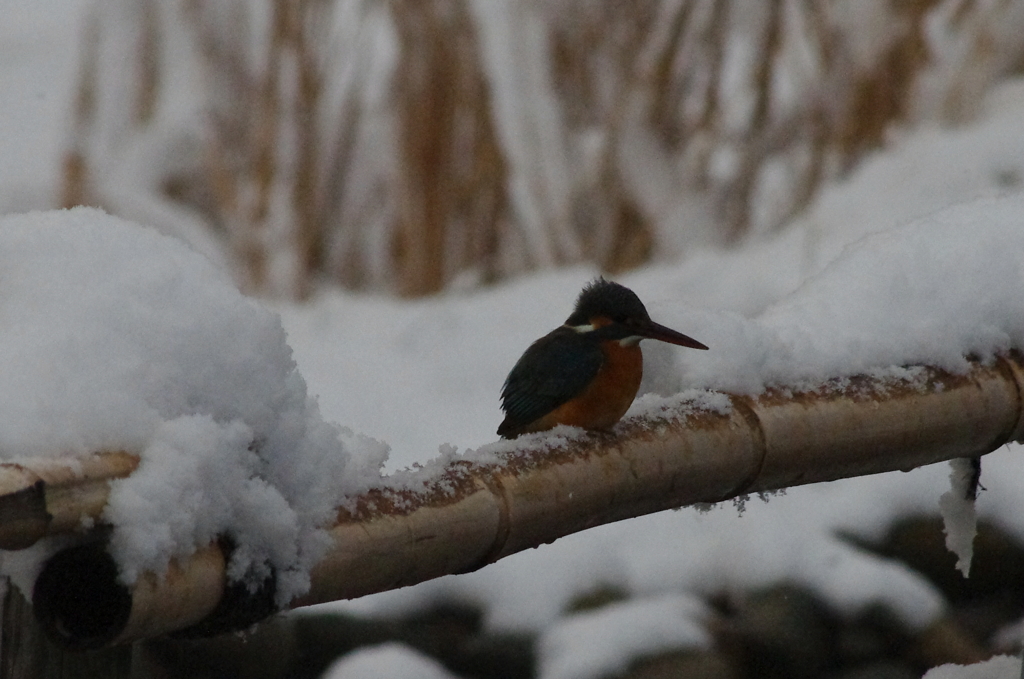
top-left (529, 340), bottom-right (643, 433)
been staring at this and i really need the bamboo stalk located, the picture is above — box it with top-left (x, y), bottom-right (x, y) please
top-left (0, 452), bottom-right (139, 550)
top-left (31, 354), bottom-right (1024, 649)
top-left (32, 542), bottom-right (226, 652)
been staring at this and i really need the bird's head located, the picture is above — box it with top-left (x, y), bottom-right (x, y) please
top-left (565, 278), bottom-right (709, 350)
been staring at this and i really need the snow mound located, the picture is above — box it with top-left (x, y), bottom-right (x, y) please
top-left (0, 207), bottom-right (386, 605)
top-left (321, 643), bottom-right (459, 679)
top-left (673, 193), bottom-right (1024, 394)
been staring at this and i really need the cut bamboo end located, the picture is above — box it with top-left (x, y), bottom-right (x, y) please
top-left (30, 355), bottom-right (1024, 649)
top-left (32, 541), bottom-right (130, 650)
top-left (33, 541), bottom-right (227, 650)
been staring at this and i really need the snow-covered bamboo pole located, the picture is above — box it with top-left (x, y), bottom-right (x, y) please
top-left (30, 354), bottom-right (1024, 649)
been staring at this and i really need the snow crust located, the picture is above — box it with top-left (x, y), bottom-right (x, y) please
top-left (0, 208), bottom-right (386, 604)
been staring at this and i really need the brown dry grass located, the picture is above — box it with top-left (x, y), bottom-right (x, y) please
top-left (389, 0), bottom-right (508, 295)
top-left (60, 0), bottom-right (1024, 298)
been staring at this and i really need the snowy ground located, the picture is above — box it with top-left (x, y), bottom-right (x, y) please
top-left (1, 6), bottom-right (1024, 679)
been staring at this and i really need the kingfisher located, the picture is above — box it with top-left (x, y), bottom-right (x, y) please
top-left (498, 278), bottom-right (708, 438)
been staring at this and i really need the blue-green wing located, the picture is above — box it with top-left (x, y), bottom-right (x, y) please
top-left (498, 328), bottom-right (603, 437)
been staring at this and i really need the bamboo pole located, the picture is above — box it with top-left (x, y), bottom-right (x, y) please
top-left (0, 452), bottom-right (138, 550)
top-left (29, 354), bottom-right (1024, 649)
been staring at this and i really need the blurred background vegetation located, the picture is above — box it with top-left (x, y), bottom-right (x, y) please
top-left (61, 0), bottom-right (1024, 300)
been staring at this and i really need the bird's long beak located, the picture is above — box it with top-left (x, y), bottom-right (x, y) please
top-left (634, 319), bottom-right (709, 350)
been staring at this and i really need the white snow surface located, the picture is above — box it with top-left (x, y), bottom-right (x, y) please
top-left (923, 655), bottom-right (1022, 679)
top-left (0, 208), bottom-right (386, 604)
top-left (672, 193), bottom-right (1024, 395)
top-left (321, 643), bottom-right (459, 679)
top-left (538, 593), bottom-right (709, 679)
